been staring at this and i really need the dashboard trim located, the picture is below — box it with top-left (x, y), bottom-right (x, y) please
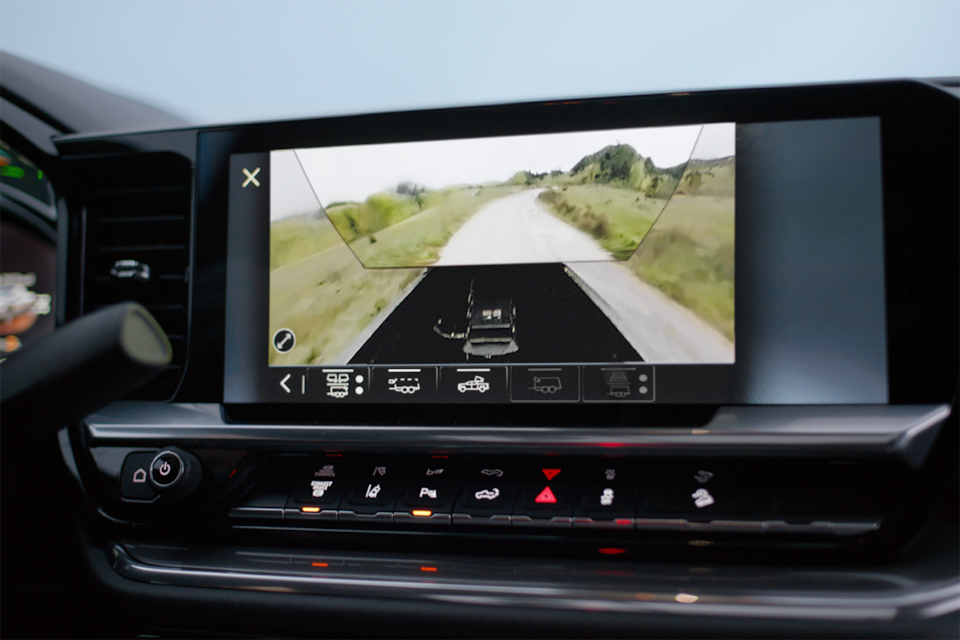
top-left (84, 402), bottom-right (949, 467)
top-left (111, 542), bottom-right (960, 623)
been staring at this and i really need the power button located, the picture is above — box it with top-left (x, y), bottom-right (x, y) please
top-left (150, 451), bottom-right (183, 487)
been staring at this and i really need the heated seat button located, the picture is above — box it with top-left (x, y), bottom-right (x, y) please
top-left (120, 452), bottom-right (158, 500)
top-left (573, 484), bottom-right (638, 527)
top-left (642, 463), bottom-right (760, 521)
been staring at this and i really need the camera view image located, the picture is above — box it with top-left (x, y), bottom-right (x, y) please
top-left (269, 123), bottom-right (734, 366)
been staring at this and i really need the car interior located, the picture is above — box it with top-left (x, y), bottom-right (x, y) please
top-left (1, 49), bottom-right (958, 638)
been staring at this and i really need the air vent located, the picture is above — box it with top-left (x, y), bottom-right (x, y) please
top-left (79, 152), bottom-right (192, 399)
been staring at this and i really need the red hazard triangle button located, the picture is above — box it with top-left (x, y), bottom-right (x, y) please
top-left (535, 486), bottom-right (557, 504)
top-left (542, 469), bottom-right (561, 480)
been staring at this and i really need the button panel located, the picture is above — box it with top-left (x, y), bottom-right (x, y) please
top-left (221, 453), bottom-right (893, 538)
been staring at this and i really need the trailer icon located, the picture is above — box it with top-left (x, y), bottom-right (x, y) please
top-left (529, 376), bottom-right (561, 394)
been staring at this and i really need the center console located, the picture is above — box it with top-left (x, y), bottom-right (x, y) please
top-left (52, 80), bottom-right (958, 622)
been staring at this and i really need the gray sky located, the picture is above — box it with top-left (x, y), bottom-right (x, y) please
top-left (292, 125), bottom-right (712, 208)
top-left (691, 124), bottom-right (736, 161)
top-left (271, 150), bottom-right (322, 222)
top-left (2, 1), bottom-right (957, 125)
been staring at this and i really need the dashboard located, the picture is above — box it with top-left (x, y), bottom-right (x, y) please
top-left (1, 70), bottom-right (958, 638)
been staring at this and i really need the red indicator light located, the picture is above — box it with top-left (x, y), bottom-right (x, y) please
top-left (542, 469), bottom-right (561, 481)
top-left (534, 486), bottom-right (557, 504)
top-left (420, 566), bottom-right (438, 572)
top-left (615, 519), bottom-right (632, 526)
top-left (431, 455), bottom-right (449, 459)
top-left (598, 547), bottom-right (626, 555)
top-left (326, 453), bottom-right (342, 457)
top-left (301, 506), bottom-right (321, 513)
top-left (228, 467), bottom-right (238, 479)
top-left (311, 562), bottom-right (328, 567)
top-left (412, 510), bottom-right (432, 517)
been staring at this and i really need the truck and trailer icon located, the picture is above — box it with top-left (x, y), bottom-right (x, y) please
top-left (529, 376), bottom-right (561, 394)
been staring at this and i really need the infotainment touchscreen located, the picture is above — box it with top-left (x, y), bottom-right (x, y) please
top-left (225, 116), bottom-right (889, 405)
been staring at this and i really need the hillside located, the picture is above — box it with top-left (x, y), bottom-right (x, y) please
top-left (674, 156), bottom-right (735, 197)
top-left (567, 144), bottom-right (683, 198)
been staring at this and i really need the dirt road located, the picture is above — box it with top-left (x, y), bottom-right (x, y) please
top-left (435, 189), bottom-right (611, 266)
top-left (565, 261), bottom-right (735, 363)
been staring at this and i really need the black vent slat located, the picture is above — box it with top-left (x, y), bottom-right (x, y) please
top-left (97, 214), bottom-right (185, 223)
top-left (80, 152), bottom-right (192, 400)
top-left (93, 217), bottom-right (188, 247)
top-left (95, 244), bottom-right (187, 252)
top-left (88, 184), bottom-right (188, 197)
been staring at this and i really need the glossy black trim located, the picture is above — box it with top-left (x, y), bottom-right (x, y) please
top-left (84, 402), bottom-right (949, 468)
top-left (0, 52), bottom-right (188, 135)
top-left (112, 541), bottom-right (959, 624)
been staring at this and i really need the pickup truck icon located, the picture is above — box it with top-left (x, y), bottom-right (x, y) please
top-left (457, 376), bottom-right (490, 393)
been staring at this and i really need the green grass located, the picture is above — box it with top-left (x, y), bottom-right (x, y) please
top-left (270, 214), bottom-right (343, 270)
top-left (344, 186), bottom-right (516, 268)
top-left (626, 194), bottom-right (735, 340)
top-left (325, 190), bottom-right (445, 243)
top-left (537, 185), bottom-right (668, 259)
top-left (269, 242), bottom-right (424, 365)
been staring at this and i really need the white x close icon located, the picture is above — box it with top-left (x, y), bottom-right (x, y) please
top-left (242, 167), bottom-right (261, 188)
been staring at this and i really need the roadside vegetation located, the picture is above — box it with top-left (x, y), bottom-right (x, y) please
top-left (625, 157), bottom-right (735, 340)
top-left (270, 212), bottom-right (342, 270)
top-left (532, 144), bottom-right (684, 258)
top-left (269, 232), bottom-right (423, 365)
top-left (270, 211), bottom-right (425, 365)
top-left (325, 185), bottom-right (516, 267)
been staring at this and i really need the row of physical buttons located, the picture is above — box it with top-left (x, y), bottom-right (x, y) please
top-left (280, 456), bottom-right (656, 523)
top-left (229, 455), bottom-right (889, 531)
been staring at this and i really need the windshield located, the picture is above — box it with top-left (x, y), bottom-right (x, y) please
top-left (2, 0), bottom-right (958, 126)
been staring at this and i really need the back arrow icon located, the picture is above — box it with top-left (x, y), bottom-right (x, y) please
top-left (280, 374), bottom-right (292, 393)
